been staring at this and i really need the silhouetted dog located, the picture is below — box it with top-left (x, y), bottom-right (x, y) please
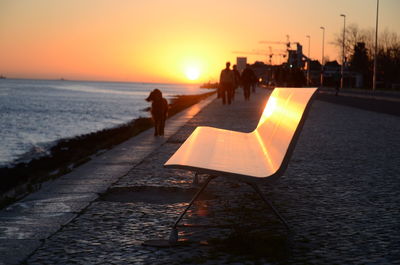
top-left (146, 89), bottom-right (169, 136)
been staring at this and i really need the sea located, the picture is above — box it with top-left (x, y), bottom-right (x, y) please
top-left (0, 79), bottom-right (208, 168)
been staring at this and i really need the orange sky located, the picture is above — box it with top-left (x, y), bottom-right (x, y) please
top-left (0, 0), bottom-right (399, 83)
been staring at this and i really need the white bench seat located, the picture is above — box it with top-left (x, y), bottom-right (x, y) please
top-left (165, 126), bottom-right (276, 179)
top-left (165, 87), bottom-right (318, 182)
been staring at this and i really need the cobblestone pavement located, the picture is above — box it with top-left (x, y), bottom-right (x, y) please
top-left (4, 88), bottom-right (400, 264)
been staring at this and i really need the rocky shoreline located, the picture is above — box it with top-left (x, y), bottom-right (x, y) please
top-left (0, 91), bottom-right (215, 207)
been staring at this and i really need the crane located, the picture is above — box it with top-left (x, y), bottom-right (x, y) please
top-left (259, 35), bottom-right (299, 51)
top-left (232, 47), bottom-right (287, 65)
top-left (260, 35), bottom-right (309, 69)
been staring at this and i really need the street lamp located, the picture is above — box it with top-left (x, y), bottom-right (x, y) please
top-left (306, 35), bottom-right (311, 86)
top-left (373, 0), bottom-right (379, 90)
top-left (340, 14), bottom-right (346, 89)
top-left (320, 26), bottom-right (325, 87)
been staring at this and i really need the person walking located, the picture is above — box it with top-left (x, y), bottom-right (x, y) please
top-left (219, 62), bottom-right (235, 105)
top-left (241, 64), bottom-right (255, 101)
top-left (334, 70), bottom-right (340, 96)
top-left (251, 71), bottom-right (257, 93)
top-left (232, 64), bottom-right (241, 101)
top-left (145, 89), bottom-right (169, 136)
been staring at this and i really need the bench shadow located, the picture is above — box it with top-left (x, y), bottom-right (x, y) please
top-left (100, 186), bottom-right (215, 204)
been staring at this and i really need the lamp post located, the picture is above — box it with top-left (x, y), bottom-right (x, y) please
top-left (320, 26), bottom-right (325, 87)
top-left (306, 35), bottom-right (311, 86)
top-left (373, 0), bottom-right (379, 91)
top-left (340, 14), bottom-right (346, 89)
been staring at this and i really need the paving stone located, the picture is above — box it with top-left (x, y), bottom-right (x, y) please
top-left (22, 193), bottom-right (99, 202)
top-left (2, 200), bottom-right (89, 214)
top-left (0, 239), bottom-right (42, 265)
top-left (2, 89), bottom-right (400, 264)
top-left (0, 213), bottom-right (76, 240)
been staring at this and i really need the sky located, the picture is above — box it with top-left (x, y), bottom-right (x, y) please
top-left (0, 0), bottom-right (399, 83)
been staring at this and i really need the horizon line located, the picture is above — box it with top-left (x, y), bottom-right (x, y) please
top-left (0, 76), bottom-right (203, 86)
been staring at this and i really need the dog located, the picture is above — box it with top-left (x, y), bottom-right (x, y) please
top-left (146, 89), bottom-right (169, 136)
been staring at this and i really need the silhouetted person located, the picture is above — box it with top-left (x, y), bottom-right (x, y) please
top-left (334, 70), bottom-right (340, 96)
top-left (241, 64), bottom-right (255, 100)
top-left (219, 62), bottom-right (235, 105)
top-left (146, 89), bottom-right (168, 136)
top-left (232, 64), bottom-right (241, 101)
top-left (251, 69), bottom-right (258, 92)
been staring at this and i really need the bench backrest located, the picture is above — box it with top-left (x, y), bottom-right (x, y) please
top-left (251, 87), bottom-right (317, 181)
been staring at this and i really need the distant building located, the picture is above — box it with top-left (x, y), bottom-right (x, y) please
top-left (236, 57), bottom-right (247, 73)
top-left (252, 61), bottom-right (270, 84)
top-left (309, 60), bottom-right (363, 88)
top-left (287, 43), bottom-right (305, 69)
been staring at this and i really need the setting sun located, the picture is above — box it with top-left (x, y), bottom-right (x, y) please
top-left (185, 67), bottom-right (201, 81)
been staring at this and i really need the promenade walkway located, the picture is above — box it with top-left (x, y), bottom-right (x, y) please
top-left (1, 88), bottom-right (400, 264)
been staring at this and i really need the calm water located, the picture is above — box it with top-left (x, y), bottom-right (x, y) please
top-left (0, 79), bottom-right (206, 167)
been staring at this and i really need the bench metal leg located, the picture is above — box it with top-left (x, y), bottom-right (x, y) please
top-left (248, 183), bottom-right (290, 231)
top-left (143, 175), bottom-right (215, 247)
top-left (192, 172), bottom-right (199, 186)
top-left (173, 175), bottom-right (215, 229)
top-left (168, 175), bottom-right (215, 244)
top-left (143, 178), bottom-right (289, 247)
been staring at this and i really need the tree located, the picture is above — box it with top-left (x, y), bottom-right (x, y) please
top-left (377, 29), bottom-right (400, 88)
top-left (333, 24), bottom-right (373, 61)
top-left (334, 24), bottom-right (400, 89)
top-left (350, 42), bottom-right (372, 87)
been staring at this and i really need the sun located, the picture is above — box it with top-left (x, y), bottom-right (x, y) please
top-left (185, 67), bottom-right (200, 81)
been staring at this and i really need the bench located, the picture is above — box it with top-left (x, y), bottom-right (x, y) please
top-left (144, 87), bottom-right (318, 246)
